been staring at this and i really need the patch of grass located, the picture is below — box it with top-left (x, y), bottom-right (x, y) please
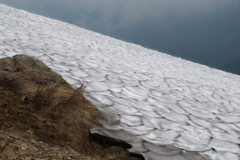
top-left (61, 80), bottom-right (70, 87)
top-left (0, 76), bottom-right (18, 92)
top-left (31, 87), bottom-right (56, 111)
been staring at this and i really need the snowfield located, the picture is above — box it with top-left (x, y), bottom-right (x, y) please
top-left (0, 4), bottom-right (240, 160)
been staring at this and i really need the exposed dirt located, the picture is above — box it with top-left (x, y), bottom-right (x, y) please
top-left (0, 55), bottom-right (141, 160)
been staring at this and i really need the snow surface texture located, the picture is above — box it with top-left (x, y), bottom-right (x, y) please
top-left (0, 4), bottom-right (240, 160)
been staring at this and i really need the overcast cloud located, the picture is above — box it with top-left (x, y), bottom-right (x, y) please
top-left (0, 0), bottom-right (240, 71)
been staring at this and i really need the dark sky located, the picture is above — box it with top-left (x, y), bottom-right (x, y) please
top-left (1, 0), bottom-right (240, 73)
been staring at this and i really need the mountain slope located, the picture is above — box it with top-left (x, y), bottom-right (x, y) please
top-left (0, 3), bottom-right (240, 160)
top-left (0, 55), bottom-right (138, 160)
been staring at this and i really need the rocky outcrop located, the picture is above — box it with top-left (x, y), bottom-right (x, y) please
top-left (0, 55), bottom-right (140, 160)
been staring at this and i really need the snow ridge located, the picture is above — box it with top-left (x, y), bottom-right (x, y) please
top-left (0, 4), bottom-right (240, 160)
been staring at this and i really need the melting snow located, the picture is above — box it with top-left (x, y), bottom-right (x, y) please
top-left (0, 4), bottom-right (240, 160)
